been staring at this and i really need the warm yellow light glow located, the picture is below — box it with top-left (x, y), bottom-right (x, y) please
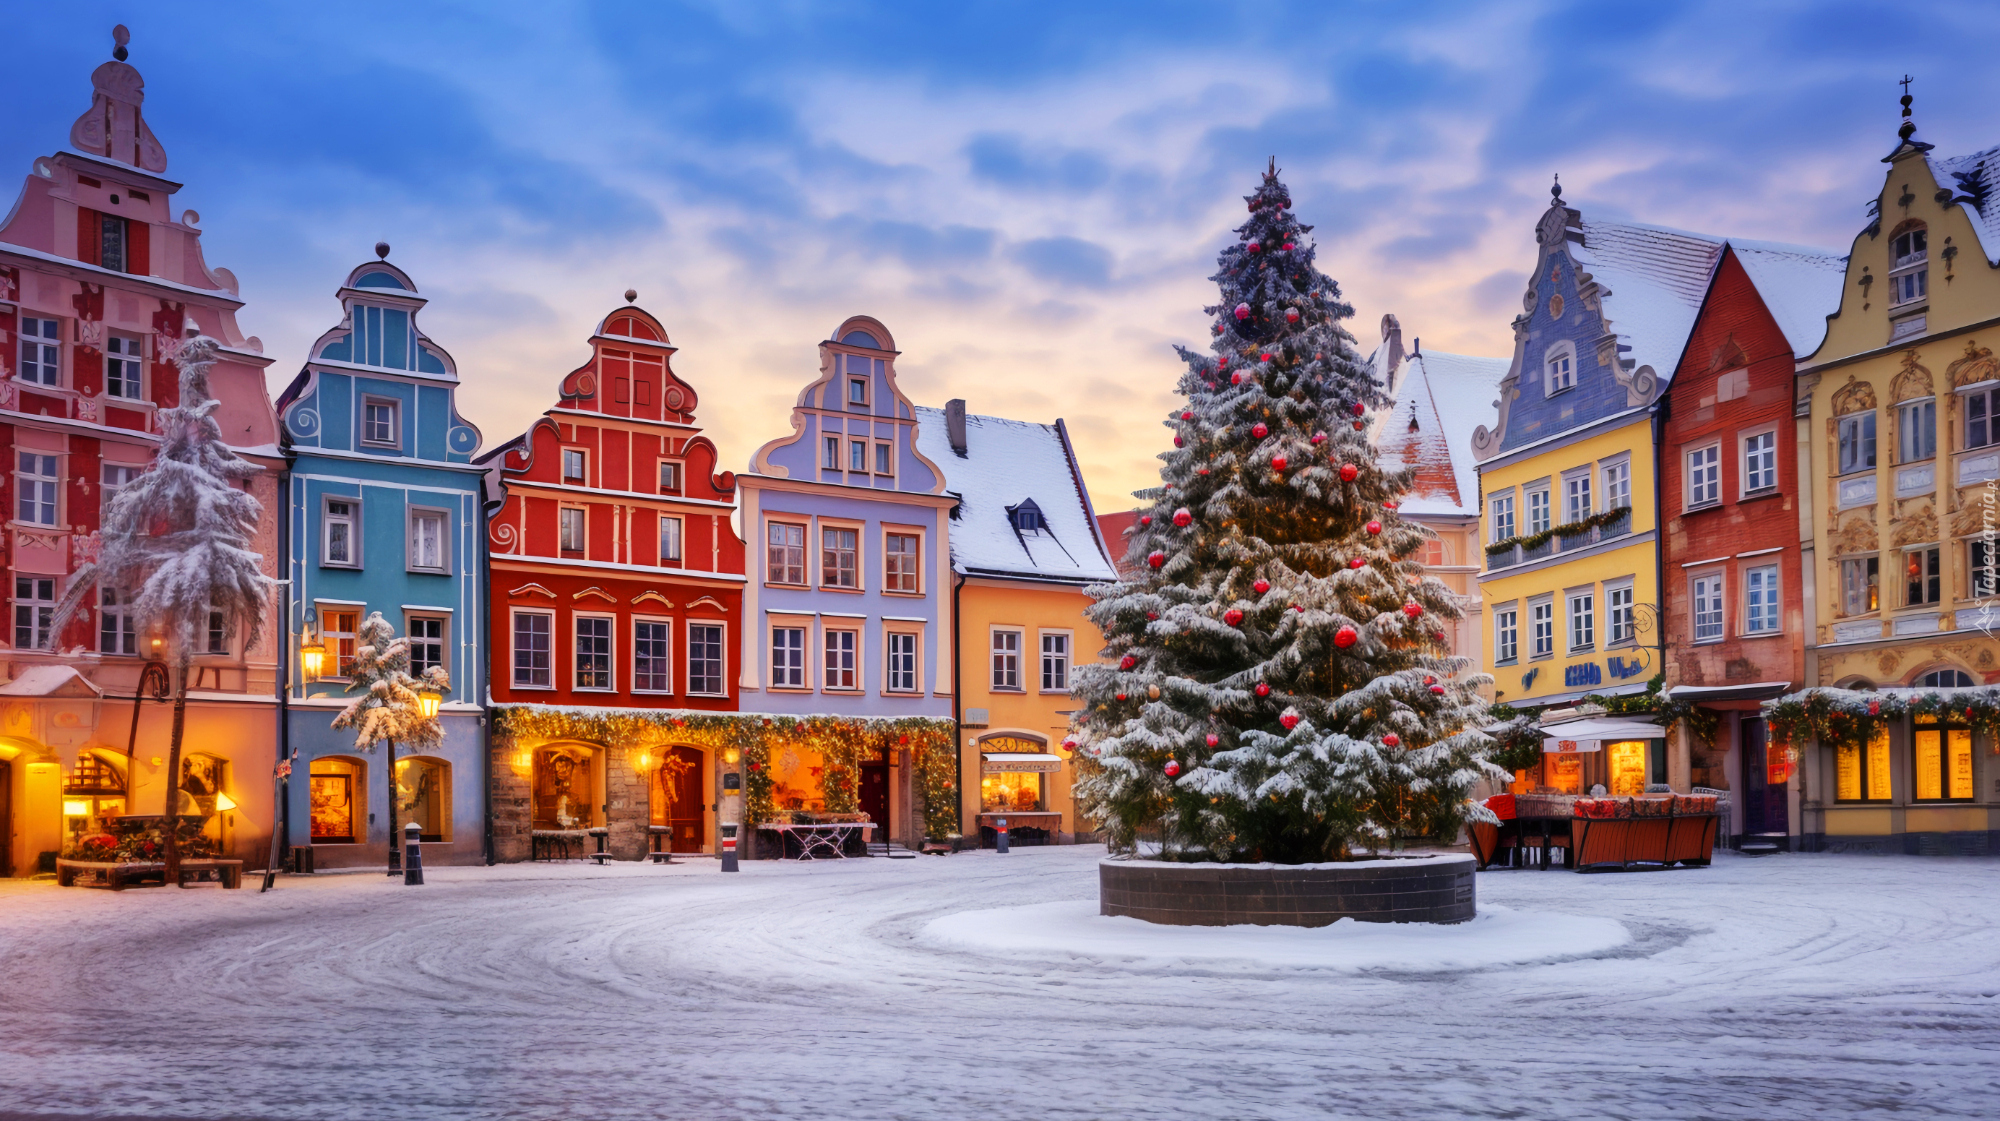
top-left (723, 748), bottom-right (741, 766)
top-left (63, 799), bottom-right (91, 817)
top-left (298, 636), bottom-right (326, 682)
top-left (214, 791), bottom-right (239, 813)
top-left (416, 688), bottom-right (442, 720)
top-left (637, 752), bottom-right (653, 771)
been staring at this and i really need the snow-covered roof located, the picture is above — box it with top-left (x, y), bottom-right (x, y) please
top-left (1366, 339), bottom-right (1508, 518)
top-left (1928, 144), bottom-right (2000, 266)
top-left (0, 664), bottom-right (102, 697)
top-left (1728, 240), bottom-right (1847, 358)
top-left (1569, 219), bottom-right (1728, 384)
top-left (912, 405), bottom-right (1117, 584)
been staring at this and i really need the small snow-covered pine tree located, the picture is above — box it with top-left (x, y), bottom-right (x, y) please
top-left (331, 612), bottom-right (449, 872)
top-left (47, 332), bottom-right (275, 880)
top-left (1072, 161), bottom-right (1500, 864)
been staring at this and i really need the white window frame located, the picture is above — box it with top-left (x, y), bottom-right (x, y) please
top-left (1528, 596), bottom-right (1554, 659)
top-left (885, 629), bottom-right (921, 694)
top-left (360, 396), bottom-right (401, 449)
top-left (1898, 398), bottom-right (1937, 464)
top-left (822, 626), bottom-right (859, 692)
top-left (1840, 555), bottom-right (1880, 617)
top-left (408, 506), bottom-right (450, 573)
top-left (1492, 603), bottom-right (1519, 664)
top-left (406, 613), bottom-right (447, 681)
top-left (991, 628), bottom-right (1023, 692)
top-left (320, 606), bottom-right (360, 678)
top-left (1889, 226), bottom-right (1928, 308)
top-left (511, 609), bottom-right (555, 690)
top-left (102, 462), bottom-right (141, 500)
top-left (574, 613), bottom-right (615, 692)
top-left (1600, 456), bottom-right (1632, 513)
top-left (100, 586), bottom-right (137, 656)
top-left (659, 514), bottom-right (683, 566)
top-left (1488, 493), bottom-right (1515, 542)
top-left (13, 576), bottom-right (57, 651)
top-left (1040, 630), bottom-right (1072, 693)
top-left (1562, 468), bottom-right (1593, 525)
top-left (686, 621), bottom-right (728, 697)
top-left (657, 459), bottom-right (683, 494)
top-left (632, 617), bottom-right (673, 694)
top-left (559, 506), bottom-right (586, 553)
top-left (1741, 428), bottom-right (1778, 496)
top-left (18, 315), bottom-right (61, 387)
top-left (1543, 341), bottom-right (1576, 395)
top-left (105, 332), bottom-right (144, 400)
top-left (822, 435), bottom-right (840, 470)
top-left (883, 528), bottom-right (922, 594)
top-left (562, 448), bottom-right (588, 484)
top-left (1605, 579), bottom-right (1636, 646)
top-left (1744, 564), bottom-right (1780, 635)
top-left (1963, 384), bottom-right (2000, 451)
top-left (820, 522), bottom-right (861, 590)
top-left (1837, 412), bottom-right (1876, 475)
top-left (1526, 485), bottom-right (1551, 536)
top-left (1567, 589), bottom-right (1595, 653)
top-left (1686, 444), bottom-right (1720, 509)
top-left (770, 624), bottom-right (808, 690)
top-left (321, 496), bottom-right (359, 568)
top-left (766, 520), bottom-right (807, 585)
top-left (1691, 571), bottom-right (1725, 643)
top-left (15, 452), bottom-right (60, 528)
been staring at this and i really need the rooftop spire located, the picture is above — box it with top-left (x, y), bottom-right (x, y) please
top-left (1899, 74), bottom-right (1917, 141)
top-left (1551, 173), bottom-right (1563, 204)
top-left (112, 23), bottom-right (129, 61)
top-left (68, 24), bottom-right (166, 172)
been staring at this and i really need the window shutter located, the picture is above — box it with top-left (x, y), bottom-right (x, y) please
top-left (77, 207), bottom-right (101, 266)
top-left (126, 218), bottom-right (149, 276)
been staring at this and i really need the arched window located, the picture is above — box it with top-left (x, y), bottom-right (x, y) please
top-left (1914, 668), bottom-right (1975, 688)
top-left (1889, 221), bottom-right (1928, 308)
top-left (395, 756), bottom-right (452, 842)
top-left (1543, 341), bottom-right (1576, 396)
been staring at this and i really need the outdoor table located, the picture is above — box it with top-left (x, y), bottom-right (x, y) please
top-left (757, 821), bottom-right (875, 860)
top-left (647, 824), bottom-right (677, 864)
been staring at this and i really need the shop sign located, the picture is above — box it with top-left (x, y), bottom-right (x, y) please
top-left (1543, 738), bottom-right (1597, 754)
top-left (1564, 663), bottom-right (1603, 688)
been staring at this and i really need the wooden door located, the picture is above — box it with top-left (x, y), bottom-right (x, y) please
top-left (0, 760), bottom-right (10, 877)
top-left (666, 747), bottom-right (704, 852)
top-left (1740, 718), bottom-right (1786, 836)
top-left (859, 763), bottom-right (888, 836)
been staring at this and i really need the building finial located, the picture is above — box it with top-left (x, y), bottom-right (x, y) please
top-left (374, 241), bottom-right (390, 260)
top-left (1898, 74), bottom-right (1917, 141)
top-left (624, 288), bottom-right (638, 304)
top-left (112, 24), bottom-right (129, 62)
top-left (1551, 173), bottom-right (1563, 204)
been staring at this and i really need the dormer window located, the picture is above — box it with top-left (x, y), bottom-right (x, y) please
top-left (361, 398), bottom-right (400, 448)
top-left (848, 377), bottom-right (868, 407)
top-left (1543, 342), bottom-right (1576, 396)
top-left (1010, 500), bottom-right (1046, 533)
top-left (563, 449), bottom-right (586, 484)
top-left (1890, 224), bottom-right (1927, 307)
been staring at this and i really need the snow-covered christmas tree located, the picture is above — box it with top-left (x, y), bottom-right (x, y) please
top-left (1071, 161), bottom-right (1499, 864)
top-left (330, 611), bottom-right (449, 874)
top-left (46, 331), bottom-right (274, 881)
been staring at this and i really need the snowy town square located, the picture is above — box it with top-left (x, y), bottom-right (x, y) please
top-left (1, 849), bottom-right (1997, 1120)
top-left (10, 4), bottom-right (2000, 1120)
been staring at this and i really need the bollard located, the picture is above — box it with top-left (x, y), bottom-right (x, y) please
top-left (720, 823), bottom-right (739, 873)
top-left (996, 817), bottom-right (1009, 854)
top-left (403, 821), bottom-right (424, 886)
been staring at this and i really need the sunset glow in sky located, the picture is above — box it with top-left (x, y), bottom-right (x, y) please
top-left (8, 2), bottom-right (1998, 505)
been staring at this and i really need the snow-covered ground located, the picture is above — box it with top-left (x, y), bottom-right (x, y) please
top-left (2, 847), bottom-right (1998, 1120)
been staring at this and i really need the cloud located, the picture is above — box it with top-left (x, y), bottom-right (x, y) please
top-left (1011, 236), bottom-right (1115, 288)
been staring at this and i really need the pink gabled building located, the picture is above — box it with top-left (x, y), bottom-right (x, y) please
top-left (0, 29), bottom-right (282, 877)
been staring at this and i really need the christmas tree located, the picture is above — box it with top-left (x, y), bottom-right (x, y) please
top-left (1071, 161), bottom-right (1499, 864)
top-left (46, 331), bottom-right (274, 883)
top-left (331, 611), bottom-right (449, 874)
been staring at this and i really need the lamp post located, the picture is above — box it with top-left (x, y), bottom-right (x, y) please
top-left (386, 690), bottom-right (443, 879)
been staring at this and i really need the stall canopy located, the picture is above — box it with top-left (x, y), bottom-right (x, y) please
top-left (980, 752), bottom-right (1064, 774)
top-left (1540, 717), bottom-right (1662, 753)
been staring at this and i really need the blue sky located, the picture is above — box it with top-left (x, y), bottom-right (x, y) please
top-left (8, 1), bottom-right (2000, 502)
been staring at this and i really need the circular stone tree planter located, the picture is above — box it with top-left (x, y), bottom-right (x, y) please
top-left (1099, 853), bottom-right (1475, 927)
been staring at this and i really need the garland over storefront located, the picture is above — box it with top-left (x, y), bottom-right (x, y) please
top-left (1762, 687), bottom-right (2000, 752)
top-left (492, 705), bottom-right (961, 847)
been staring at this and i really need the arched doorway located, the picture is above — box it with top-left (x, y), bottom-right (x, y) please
top-left (651, 746), bottom-right (705, 852)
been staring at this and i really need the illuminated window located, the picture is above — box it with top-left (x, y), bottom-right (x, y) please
top-left (1835, 727), bottom-right (1894, 803)
top-left (1912, 712), bottom-right (1973, 802)
top-left (323, 609), bottom-right (359, 677)
top-left (1906, 547), bottom-right (1941, 606)
top-left (1841, 557), bottom-right (1880, 615)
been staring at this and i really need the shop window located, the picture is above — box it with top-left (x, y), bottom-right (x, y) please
top-left (105, 333), bottom-right (144, 399)
top-left (309, 758), bottom-right (362, 843)
top-left (1912, 713), bottom-right (1973, 802)
top-left (687, 623), bottom-right (725, 696)
top-left (533, 746), bottom-right (598, 829)
top-left (1742, 431), bottom-right (1777, 494)
top-left (1040, 632), bottom-right (1070, 692)
top-left (1489, 494), bottom-right (1515, 542)
top-left (179, 755), bottom-right (227, 848)
top-left (771, 626), bottom-right (806, 688)
top-left (394, 756), bottom-right (450, 842)
top-left (1691, 574), bottom-right (1724, 642)
top-left (1607, 740), bottom-right (1648, 798)
top-left (62, 754), bottom-right (128, 837)
top-left (18, 316), bottom-right (61, 386)
top-left (14, 576), bottom-right (56, 650)
top-left (17, 452), bottom-right (59, 527)
top-left (408, 616), bottom-right (445, 679)
top-left (981, 771), bottom-right (1046, 813)
top-left (992, 629), bottom-right (1022, 690)
top-left (1838, 413), bottom-right (1876, 474)
top-left (822, 527), bottom-right (858, 588)
top-left (885, 532), bottom-right (920, 592)
top-left (1889, 224), bottom-right (1927, 307)
top-left (1493, 607), bottom-right (1518, 663)
top-left (659, 515), bottom-right (683, 565)
top-left (823, 628), bottom-right (857, 690)
top-left (323, 499), bottom-right (358, 567)
top-left (1905, 547), bottom-right (1941, 606)
top-left (575, 616), bottom-right (613, 690)
top-left (767, 523), bottom-right (806, 584)
top-left (1835, 728), bottom-right (1893, 803)
top-left (1899, 399), bottom-right (1936, 463)
top-left (886, 632), bottom-right (919, 693)
top-left (100, 587), bottom-right (137, 655)
top-left (1745, 565), bottom-right (1780, 634)
top-left (1966, 386), bottom-right (2000, 450)
top-left (512, 611), bottom-right (552, 687)
top-left (323, 608), bottom-right (359, 676)
top-left (1841, 557), bottom-right (1880, 615)
top-left (633, 621), bottom-right (672, 692)
top-left (1686, 445), bottom-right (1720, 508)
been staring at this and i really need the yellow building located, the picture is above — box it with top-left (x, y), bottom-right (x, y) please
top-left (1793, 97), bottom-right (2000, 852)
top-left (1470, 186), bottom-right (1731, 791)
top-left (913, 400), bottom-right (1117, 846)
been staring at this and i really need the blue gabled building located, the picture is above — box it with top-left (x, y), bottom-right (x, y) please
top-left (276, 250), bottom-right (487, 869)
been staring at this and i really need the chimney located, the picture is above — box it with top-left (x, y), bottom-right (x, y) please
top-left (1379, 314), bottom-right (1405, 391)
top-left (945, 399), bottom-right (968, 457)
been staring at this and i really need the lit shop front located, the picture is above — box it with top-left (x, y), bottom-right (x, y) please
top-left (1516, 718), bottom-right (1668, 797)
top-left (976, 737), bottom-right (1065, 846)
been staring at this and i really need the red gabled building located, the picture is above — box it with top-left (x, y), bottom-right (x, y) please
top-left (481, 302), bottom-right (745, 861)
top-left (1659, 242), bottom-right (1844, 850)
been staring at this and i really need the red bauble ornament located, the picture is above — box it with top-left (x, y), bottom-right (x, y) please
top-left (1248, 241), bottom-right (1261, 254)
top-left (1271, 455), bottom-right (1288, 472)
top-left (1253, 579), bottom-right (1271, 594)
top-left (898, 735), bottom-right (909, 745)
top-left (1146, 611), bottom-right (1158, 620)
top-left (1403, 602), bottom-right (1421, 618)
top-left (1351, 402), bottom-right (1366, 417)
top-left (1908, 561), bottom-right (1921, 577)
top-left (1252, 422), bottom-right (1269, 439)
top-left (1120, 655), bottom-right (1138, 670)
top-left (1340, 463), bottom-right (1359, 481)
top-left (1311, 432), bottom-right (1327, 445)
top-left (1248, 198), bottom-right (1259, 212)
top-left (1366, 520), bottom-right (1383, 535)
top-left (750, 762), bottom-right (761, 771)
top-left (1352, 420), bottom-right (1365, 430)
top-left (1147, 551), bottom-right (1166, 569)
top-left (1181, 411), bottom-right (1194, 421)
top-left (1254, 682), bottom-right (1271, 697)
top-left (1198, 468), bottom-right (1210, 476)
top-left (1223, 608), bottom-right (1244, 626)
top-left (1173, 435), bottom-right (1184, 447)
top-left (1173, 507), bottom-right (1193, 527)
top-left (1281, 713), bottom-right (1301, 730)
top-left (1291, 604), bottom-right (1304, 613)
top-left (762, 718), bottom-right (773, 726)
top-left (1164, 759), bottom-right (1181, 777)
top-left (1868, 700), bottom-right (1881, 716)
top-left (1140, 515), bottom-right (1152, 526)
top-left (1231, 371), bottom-right (1245, 385)
top-left (1335, 627), bottom-right (1358, 648)
top-left (1259, 352), bottom-right (1272, 363)
top-left (1282, 242), bottom-right (1295, 251)
top-left (1423, 676), bottom-right (1437, 686)
top-left (1430, 684), bottom-right (1446, 695)
top-left (1213, 323), bottom-right (1224, 334)
top-left (1234, 302), bottom-right (1251, 320)
top-left (1383, 733), bottom-right (1401, 747)
top-left (1206, 733), bottom-right (1220, 747)
top-left (1115, 693), bottom-right (1128, 702)
top-left (1285, 309), bottom-right (1300, 323)
top-left (1348, 557), bottom-right (1365, 569)
top-left (1384, 501), bottom-right (1398, 511)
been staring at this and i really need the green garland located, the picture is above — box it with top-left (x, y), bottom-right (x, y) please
top-left (1763, 686), bottom-right (2000, 751)
top-left (493, 705), bottom-right (959, 836)
top-left (1484, 704), bottom-right (1546, 774)
top-left (1485, 505), bottom-right (1633, 557)
top-left (1577, 674), bottom-right (1719, 751)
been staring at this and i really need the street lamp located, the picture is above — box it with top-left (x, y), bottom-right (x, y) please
top-left (298, 632), bottom-right (326, 683)
top-left (416, 688), bottom-right (442, 721)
